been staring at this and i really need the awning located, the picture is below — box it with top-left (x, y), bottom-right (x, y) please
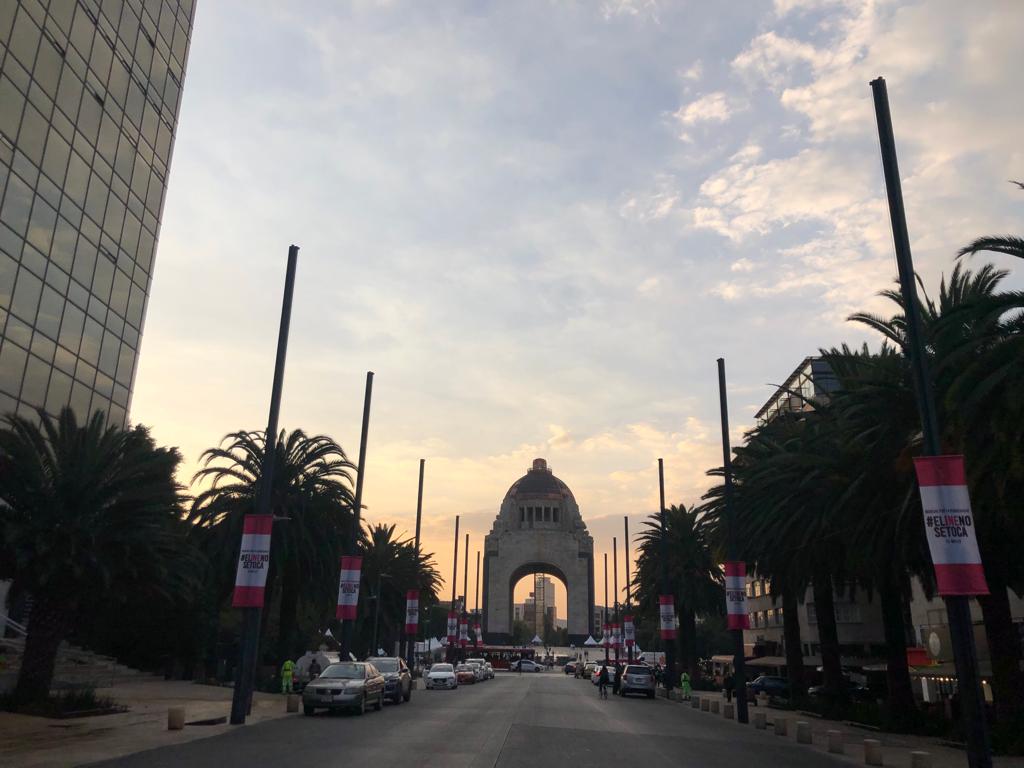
top-left (583, 636), bottom-right (598, 646)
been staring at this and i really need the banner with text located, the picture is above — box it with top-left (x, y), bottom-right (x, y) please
top-left (335, 555), bottom-right (363, 620)
top-left (602, 623), bottom-right (610, 648)
top-left (623, 615), bottom-right (635, 647)
top-left (459, 618), bottom-right (469, 647)
top-left (725, 561), bottom-right (749, 630)
top-left (404, 590), bottom-right (419, 635)
top-left (232, 515), bottom-right (273, 607)
top-left (914, 455), bottom-right (989, 596)
top-left (447, 611), bottom-right (458, 642)
top-left (659, 595), bottom-right (676, 640)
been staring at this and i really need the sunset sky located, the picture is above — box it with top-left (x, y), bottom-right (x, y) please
top-left (130, 0), bottom-right (1023, 618)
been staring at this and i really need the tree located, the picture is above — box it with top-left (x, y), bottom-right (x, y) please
top-left (0, 408), bottom-right (197, 706)
top-left (632, 504), bottom-right (723, 681)
top-left (188, 429), bottom-right (356, 663)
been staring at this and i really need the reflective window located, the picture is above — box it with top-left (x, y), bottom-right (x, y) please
top-left (0, 341), bottom-right (29, 397)
top-left (10, 268), bottom-right (42, 324)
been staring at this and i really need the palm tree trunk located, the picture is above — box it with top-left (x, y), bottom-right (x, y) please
top-left (681, 606), bottom-right (698, 680)
top-left (813, 574), bottom-right (845, 702)
top-left (276, 558), bottom-right (300, 663)
top-left (977, 579), bottom-right (1024, 724)
top-left (879, 579), bottom-right (916, 728)
top-left (782, 587), bottom-right (806, 700)
top-left (12, 595), bottom-right (71, 706)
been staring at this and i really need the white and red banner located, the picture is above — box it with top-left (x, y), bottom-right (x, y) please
top-left (602, 623), bottom-right (610, 648)
top-left (232, 515), bottom-right (273, 607)
top-left (612, 622), bottom-right (621, 649)
top-left (404, 590), bottom-right (419, 635)
top-left (459, 617), bottom-right (469, 647)
top-left (914, 456), bottom-right (989, 596)
top-left (473, 620), bottom-right (482, 645)
top-left (725, 561), bottom-right (750, 630)
top-left (335, 555), bottom-right (363, 620)
top-left (659, 595), bottom-right (676, 640)
top-left (623, 615), bottom-right (635, 648)
top-left (446, 611), bottom-right (458, 642)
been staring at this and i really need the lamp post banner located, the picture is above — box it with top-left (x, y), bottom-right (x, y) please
top-left (473, 621), bottom-right (482, 644)
top-left (914, 456), bottom-right (989, 596)
top-left (612, 623), bottom-right (621, 649)
top-left (602, 624), bottom-right (610, 648)
top-left (659, 595), bottom-right (677, 640)
top-left (624, 616), bottom-right (635, 647)
top-left (725, 561), bottom-right (750, 629)
top-left (335, 555), bottom-right (363, 619)
top-left (232, 515), bottom-right (273, 607)
top-left (459, 618), bottom-right (469, 647)
top-left (404, 590), bottom-right (419, 635)
top-left (447, 611), bottom-right (458, 642)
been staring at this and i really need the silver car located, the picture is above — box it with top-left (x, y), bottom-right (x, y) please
top-left (302, 661), bottom-right (386, 715)
top-left (618, 664), bottom-right (656, 698)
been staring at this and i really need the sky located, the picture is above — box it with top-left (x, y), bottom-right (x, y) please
top-left (130, 0), bottom-right (1024, 618)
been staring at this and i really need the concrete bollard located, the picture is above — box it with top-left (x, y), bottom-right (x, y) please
top-left (286, 694), bottom-right (299, 713)
top-left (167, 707), bottom-right (185, 731)
top-left (864, 738), bottom-right (883, 766)
top-left (723, 702), bottom-right (734, 719)
top-left (757, 692), bottom-right (769, 707)
top-left (910, 752), bottom-right (931, 768)
top-left (774, 717), bottom-right (788, 737)
top-left (710, 699), bottom-right (720, 714)
top-left (701, 697), bottom-right (710, 712)
top-left (691, 696), bottom-right (701, 709)
top-left (753, 711), bottom-right (767, 730)
top-left (827, 730), bottom-right (843, 754)
top-left (796, 720), bottom-right (812, 744)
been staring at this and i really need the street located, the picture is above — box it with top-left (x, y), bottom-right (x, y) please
top-left (90, 674), bottom-right (845, 768)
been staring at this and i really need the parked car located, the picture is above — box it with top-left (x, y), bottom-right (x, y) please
top-left (425, 663), bottom-right (458, 689)
top-left (466, 658), bottom-right (494, 679)
top-left (564, 661), bottom-right (578, 675)
top-left (511, 659), bottom-right (544, 673)
top-left (591, 663), bottom-right (614, 685)
top-left (484, 662), bottom-right (495, 679)
top-left (456, 664), bottom-right (478, 684)
top-left (367, 656), bottom-right (412, 704)
top-left (618, 664), bottom-right (656, 698)
top-left (581, 661), bottom-right (599, 679)
top-left (747, 675), bottom-right (790, 702)
top-left (808, 678), bottom-right (871, 702)
top-left (302, 661), bottom-right (385, 716)
top-left (466, 660), bottom-right (486, 681)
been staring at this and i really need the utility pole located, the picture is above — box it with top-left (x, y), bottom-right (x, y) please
top-left (613, 536), bottom-right (619, 665)
top-left (475, 550), bottom-right (481, 648)
top-left (447, 516), bottom-right (459, 662)
top-left (603, 552), bottom-right (609, 664)
top-left (229, 245), bottom-right (298, 726)
top-left (658, 459), bottom-right (676, 693)
top-left (407, 459), bottom-right (425, 671)
top-left (871, 76), bottom-right (991, 768)
top-left (624, 516), bottom-right (632, 662)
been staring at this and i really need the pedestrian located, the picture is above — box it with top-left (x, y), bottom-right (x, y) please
top-left (680, 670), bottom-right (692, 700)
top-left (280, 659), bottom-right (295, 694)
top-left (308, 657), bottom-right (322, 681)
top-left (724, 672), bottom-right (735, 703)
top-left (613, 663), bottom-right (623, 696)
top-left (598, 664), bottom-right (610, 699)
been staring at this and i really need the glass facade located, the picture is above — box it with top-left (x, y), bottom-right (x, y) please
top-left (0, 0), bottom-right (193, 426)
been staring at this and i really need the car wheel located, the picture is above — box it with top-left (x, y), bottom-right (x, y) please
top-left (303, 705), bottom-right (315, 716)
top-left (356, 695), bottom-right (366, 716)
top-left (393, 689), bottom-right (402, 705)
top-left (375, 692), bottom-right (383, 711)
top-left (403, 686), bottom-right (411, 703)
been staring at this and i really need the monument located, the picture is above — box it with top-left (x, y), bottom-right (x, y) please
top-left (482, 459), bottom-right (595, 645)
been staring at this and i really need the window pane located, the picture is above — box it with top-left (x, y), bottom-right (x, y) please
top-left (45, 368), bottom-right (73, 413)
top-left (0, 76), bottom-right (26, 141)
top-left (27, 196), bottom-right (58, 254)
top-left (21, 353), bottom-right (50, 407)
top-left (0, 172), bottom-right (33, 237)
top-left (58, 300), bottom-right (84, 353)
top-left (10, 8), bottom-right (41, 71)
top-left (18, 104), bottom-right (48, 166)
top-left (35, 286), bottom-right (64, 339)
top-left (0, 341), bottom-right (28, 397)
top-left (10, 269), bottom-right (43, 324)
top-left (42, 129), bottom-right (71, 187)
top-left (0, 251), bottom-right (16, 304)
top-left (98, 329), bottom-right (118, 376)
top-left (35, 38), bottom-right (64, 97)
top-left (79, 316), bottom-right (103, 365)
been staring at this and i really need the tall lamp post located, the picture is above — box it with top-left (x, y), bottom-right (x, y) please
top-left (371, 573), bottom-right (392, 655)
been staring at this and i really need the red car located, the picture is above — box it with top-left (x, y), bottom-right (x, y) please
top-left (456, 664), bottom-right (477, 684)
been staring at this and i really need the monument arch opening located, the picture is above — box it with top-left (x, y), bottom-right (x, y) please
top-left (482, 459), bottom-right (594, 645)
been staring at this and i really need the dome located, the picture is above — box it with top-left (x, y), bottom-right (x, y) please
top-left (503, 458), bottom-right (576, 503)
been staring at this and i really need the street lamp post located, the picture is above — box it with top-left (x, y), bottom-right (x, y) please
top-left (371, 572), bottom-right (392, 656)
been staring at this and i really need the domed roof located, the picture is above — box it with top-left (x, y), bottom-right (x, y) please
top-left (504, 458), bottom-right (576, 502)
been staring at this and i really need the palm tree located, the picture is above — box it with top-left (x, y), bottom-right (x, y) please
top-left (355, 523), bottom-right (442, 656)
top-left (0, 408), bottom-right (196, 706)
top-left (632, 504), bottom-right (723, 682)
top-left (188, 429), bottom-right (356, 662)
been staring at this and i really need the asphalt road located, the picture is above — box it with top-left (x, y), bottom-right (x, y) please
top-left (89, 673), bottom-right (847, 768)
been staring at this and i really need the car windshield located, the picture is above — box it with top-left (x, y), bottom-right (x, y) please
top-left (370, 658), bottom-right (399, 673)
top-left (467, 662), bottom-right (481, 667)
top-left (457, 665), bottom-right (472, 672)
top-left (431, 664), bottom-right (453, 673)
top-left (625, 666), bottom-right (651, 675)
top-left (319, 663), bottom-right (364, 679)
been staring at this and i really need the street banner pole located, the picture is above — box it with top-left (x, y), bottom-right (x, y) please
top-left (230, 244), bottom-right (299, 726)
top-left (461, 533), bottom-right (469, 654)
top-left (474, 550), bottom-right (481, 647)
top-left (613, 536), bottom-right (619, 664)
top-left (603, 553), bottom-right (610, 664)
top-left (624, 516), bottom-right (633, 661)
top-left (717, 359), bottom-right (749, 724)
top-left (657, 459), bottom-right (676, 693)
top-left (447, 516), bottom-right (460, 661)
top-left (407, 458), bottom-right (425, 671)
top-left (870, 76), bottom-right (991, 768)
top-left (339, 371), bottom-right (373, 660)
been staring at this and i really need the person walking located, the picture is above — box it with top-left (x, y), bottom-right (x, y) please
top-left (680, 670), bottom-right (692, 701)
top-left (613, 663), bottom-right (623, 696)
top-left (598, 664), bottom-right (610, 699)
top-left (724, 672), bottom-right (735, 703)
top-left (308, 657), bottom-right (322, 681)
top-left (280, 659), bottom-right (295, 694)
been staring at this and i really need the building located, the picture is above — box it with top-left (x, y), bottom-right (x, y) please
top-left (0, 0), bottom-right (195, 426)
top-left (744, 357), bottom-right (887, 665)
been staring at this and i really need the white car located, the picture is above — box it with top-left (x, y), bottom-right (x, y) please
top-left (425, 663), bottom-right (458, 689)
top-left (511, 659), bottom-right (544, 673)
top-left (465, 658), bottom-right (494, 680)
top-left (466, 661), bottom-right (486, 681)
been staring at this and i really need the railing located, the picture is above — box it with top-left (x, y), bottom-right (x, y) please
top-left (2, 615), bottom-right (28, 638)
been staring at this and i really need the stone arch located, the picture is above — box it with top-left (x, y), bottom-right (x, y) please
top-left (482, 459), bottom-right (594, 645)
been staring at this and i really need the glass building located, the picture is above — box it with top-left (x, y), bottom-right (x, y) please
top-left (0, 0), bottom-right (194, 426)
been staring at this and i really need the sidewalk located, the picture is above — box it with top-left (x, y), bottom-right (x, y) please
top-left (0, 679), bottom-right (295, 768)
top-left (674, 689), bottom-right (1024, 768)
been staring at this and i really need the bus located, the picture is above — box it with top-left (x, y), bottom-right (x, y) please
top-left (470, 645), bottom-right (537, 670)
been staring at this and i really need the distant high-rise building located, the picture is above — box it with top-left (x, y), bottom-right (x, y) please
top-left (0, 0), bottom-right (195, 425)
